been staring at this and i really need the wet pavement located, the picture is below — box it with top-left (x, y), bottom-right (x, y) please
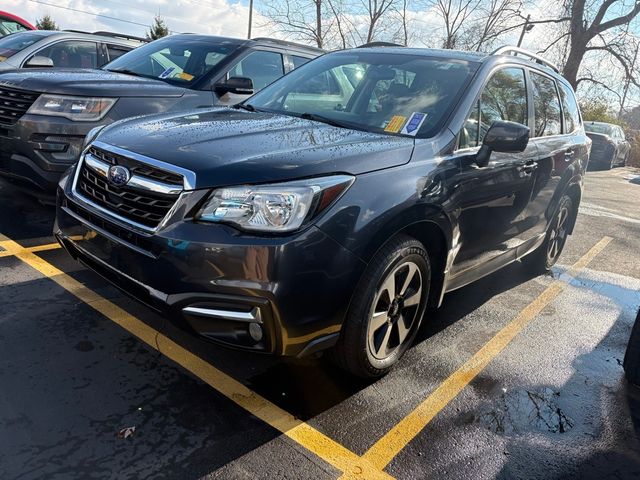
top-left (0, 167), bottom-right (639, 479)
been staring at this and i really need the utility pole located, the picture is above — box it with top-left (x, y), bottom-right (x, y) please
top-left (517, 14), bottom-right (533, 47)
top-left (247, 0), bottom-right (253, 39)
top-left (619, 46), bottom-right (638, 117)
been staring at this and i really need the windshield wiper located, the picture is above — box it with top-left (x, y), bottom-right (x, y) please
top-left (234, 103), bottom-right (256, 112)
top-left (299, 112), bottom-right (351, 129)
top-left (105, 68), bottom-right (149, 79)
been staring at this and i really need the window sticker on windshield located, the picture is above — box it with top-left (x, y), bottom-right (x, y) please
top-left (159, 67), bottom-right (175, 79)
top-left (401, 112), bottom-right (428, 136)
top-left (178, 72), bottom-right (194, 81)
top-left (384, 115), bottom-right (407, 133)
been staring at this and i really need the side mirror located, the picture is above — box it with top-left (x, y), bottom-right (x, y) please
top-left (214, 76), bottom-right (254, 96)
top-left (476, 120), bottom-right (530, 167)
top-left (24, 56), bottom-right (54, 68)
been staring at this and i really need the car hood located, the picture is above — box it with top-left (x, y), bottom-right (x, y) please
top-left (0, 69), bottom-right (186, 97)
top-left (95, 108), bottom-right (416, 188)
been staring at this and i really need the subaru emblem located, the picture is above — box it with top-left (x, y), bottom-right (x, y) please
top-left (107, 165), bottom-right (131, 187)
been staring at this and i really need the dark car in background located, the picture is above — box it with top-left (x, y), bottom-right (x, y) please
top-left (0, 30), bottom-right (142, 71)
top-left (585, 121), bottom-right (630, 169)
top-left (55, 46), bottom-right (589, 377)
top-left (0, 11), bottom-right (35, 37)
top-left (0, 34), bottom-right (322, 195)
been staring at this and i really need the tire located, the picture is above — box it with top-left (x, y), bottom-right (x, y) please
top-left (331, 234), bottom-right (431, 378)
top-left (624, 308), bottom-right (640, 386)
top-left (522, 195), bottom-right (574, 274)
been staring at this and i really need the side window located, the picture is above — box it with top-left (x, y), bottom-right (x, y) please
top-left (459, 67), bottom-right (527, 149)
top-left (531, 72), bottom-right (562, 137)
top-left (558, 82), bottom-right (581, 134)
top-left (32, 41), bottom-right (98, 68)
top-left (106, 44), bottom-right (131, 63)
top-left (291, 55), bottom-right (311, 69)
top-left (293, 71), bottom-right (341, 95)
top-left (0, 20), bottom-right (28, 36)
top-left (227, 50), bottom-right (284, 91)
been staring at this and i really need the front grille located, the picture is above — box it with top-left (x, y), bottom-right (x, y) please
top-left (76, 146), bottom-right (183, 229)
top-left (0, 85), bottom-right (39, 125)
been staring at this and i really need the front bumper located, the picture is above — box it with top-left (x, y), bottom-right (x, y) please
top-left (0, 114), bottom-right (98, 193)
top-left (55, 172), bottom-right (366, 357)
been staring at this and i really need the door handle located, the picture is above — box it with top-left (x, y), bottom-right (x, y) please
top-left (564, 150), bottom-right (575, 161)
top-left (520, 161), bottom-right (537, 174)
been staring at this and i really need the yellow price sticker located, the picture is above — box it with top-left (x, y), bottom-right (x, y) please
top-left (384, 115), bottom-right (407, 133)
top-left (178, 72), bottom-right (194, 81)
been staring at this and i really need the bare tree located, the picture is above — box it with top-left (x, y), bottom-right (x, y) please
top-left (465, 0), bottom-right (523, 51)
top-left (362, 0), bottom-right (399, 43)
top-left (432, 0), bottom-right (480, 49)
top-left (261, 0), bottom-right (329, 48)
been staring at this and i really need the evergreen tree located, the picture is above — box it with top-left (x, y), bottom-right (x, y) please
top-left (35, 14), bottom-right (59, 31)
top-left (147, 15), bottom-right (169, 40)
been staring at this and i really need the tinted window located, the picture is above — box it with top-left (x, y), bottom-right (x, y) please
top-left (293, 70), bottom-right (341, 95)
top-left (104, 36), bottom-right (240, 85)
top-left (228, 50), bottom-right (284, 90)
top-left (558, 82), bottom-right (580, 134)
top-left (249, 52), bottom-right (478, 138)
top-left (460, 67), bottom-right (527, 148)
top-left (34, 40), bottom-right (98, 68)
top-left (106, 44), bottom-right (131, 62)
top-left (0, 20), bottom-right (29, 36)
top-left (531, 72), bottom-right (562, 137)
top-left (584, 123), bottom-right (615, 135)
top-left (292, 55), bottom-right (311, 68)
top-left (0, 31), bottom-right (47, 60)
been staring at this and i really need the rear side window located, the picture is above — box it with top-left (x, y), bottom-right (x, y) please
top-left (33, 40), bottom-right (98, 68)
top-left (228, 50), bottom-right (284, 90)
top-left (106, 44), bottom-right (131, 63)
top-left (531, 72), bottom-right (562, 137)
top-left (558, 82), bottom-right (581, 134)
top-left (459, 67), bottom-right (527, 149)
top-left (292, 55), bottom-right (311, 68)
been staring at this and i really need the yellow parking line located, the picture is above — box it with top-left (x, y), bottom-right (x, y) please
top-left (0, 235), bottom-right (83, 258)
top-left (1, 235), bottom-right (392, 480)
top-left (357, 236), bottom-right (613, 471)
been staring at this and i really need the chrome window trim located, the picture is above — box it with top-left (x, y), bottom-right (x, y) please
top-left (71, 142), bottom-right (196, 233)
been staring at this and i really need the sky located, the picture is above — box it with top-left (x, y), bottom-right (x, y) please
top-left (4, 0), bottom-right (274, 39)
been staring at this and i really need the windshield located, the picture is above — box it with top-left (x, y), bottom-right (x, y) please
top-left (585, 123), bottom-right (615, 135)
top-left (0, 31), bottom-right (47, 61)
top-left (103, 35), bottom-right (240, 86)
top-left (248, 51), bottom-right (478, 138)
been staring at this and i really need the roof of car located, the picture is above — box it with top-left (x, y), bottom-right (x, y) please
top-left (586, 121), bottom-right (617, 127)
top-left (154, 34), bottom-right (325, 55)
top-left (346, 46), bottom-right (487, 62)
top-left (4, 29), bottom-right (142, 46)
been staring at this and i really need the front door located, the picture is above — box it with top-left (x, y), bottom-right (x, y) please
top-left (449, 66), bottom-right (538, 279)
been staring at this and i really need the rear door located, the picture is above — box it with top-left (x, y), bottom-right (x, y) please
top-left (450, 66), bottom-right (538, 278)
top-left (526, 72), bottom-right (581, 240)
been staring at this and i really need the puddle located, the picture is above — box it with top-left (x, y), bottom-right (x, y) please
top-left (476, 387), bottom-right (574, 434)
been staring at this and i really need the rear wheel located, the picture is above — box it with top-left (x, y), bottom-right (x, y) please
top-left (522, 196), bottom-right (573, 274)
top-left (332, 235), bottom-right (430, 378)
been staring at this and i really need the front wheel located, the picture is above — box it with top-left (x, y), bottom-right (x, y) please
top-left (331, 235), bottom-right (431, 378)
top-left (522, 196), bottom-right (573, 274)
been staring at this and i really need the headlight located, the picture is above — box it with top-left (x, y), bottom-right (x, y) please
top-left (28, 95), bottom-right (116, 121)
top-left (197, 175), bottom-right (354, 233)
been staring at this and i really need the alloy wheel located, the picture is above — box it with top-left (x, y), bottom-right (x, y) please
top-left (547, 204), bottom-right (570, 264)
top-left (367, 261), bottom-right (423, 360)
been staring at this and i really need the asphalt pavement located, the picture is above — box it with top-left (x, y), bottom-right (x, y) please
top-left (0, 167), bottom-right (639, 480)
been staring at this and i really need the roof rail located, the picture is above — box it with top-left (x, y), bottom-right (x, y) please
top-left (357, 41), bottom-right (405, 48)
top-left (92, 31), bottom-right (148, 43)
top-left (250, 37), bottom-right (324, 52)
top-left (492, 46), bottom-right (559, 73)
top-left (63, 29), bottom-right (146, 43)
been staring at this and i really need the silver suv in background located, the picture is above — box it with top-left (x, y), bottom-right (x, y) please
top-left (0, 30), bottom-right (143, 70)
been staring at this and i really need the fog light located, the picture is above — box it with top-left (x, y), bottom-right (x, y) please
top-left (249, 322), bottom-right (263, 342)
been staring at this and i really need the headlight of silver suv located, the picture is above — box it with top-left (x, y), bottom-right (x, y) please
top-left (28, 94), bottom-right (116, 121)
top-left (197, 175), bottom-right (354, 233)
